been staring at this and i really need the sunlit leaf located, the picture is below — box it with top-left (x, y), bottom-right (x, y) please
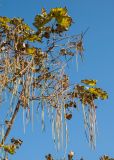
top-left (26, 34), bottom-right (41, 42)
top-left (33, 14), bottom-right (51, 29)
top-left (0, 16), bottom-right (11, 23)
top-left (10, 18), bottom-right (23, 26)
top-left (56, 16), bottom-right (72, 29)
top-left (0, 23), bottom-right (10, 30)
top-left (22, 24), bottom-right (31, 31)
top-left (81, 79), bottom-right (97, 86)
top-left (26, 47), bottom-right (36, 55)
top-left (88, 87), bottom-right (108, 100)
top-left (50, 7), bottom-right (68, 17)
top-left (41, 8), bottom-right (47, 17)
top-left (33, 7), bottom-right (72, 30)
top-left (3, 144), bottom-right (16, 154)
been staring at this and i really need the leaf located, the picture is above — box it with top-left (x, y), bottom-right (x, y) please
top-left (100, 155), bottom-right (110, 160)
top-left (33, 7), bottom-right (72, 30)
top-left (41, 8), bottom-right (47, 17)
top-left (33, 14), bottom-right (52, 29)
top-left (0, 17), bottom-right (10, 30)
top-left (10, 18), bottom-right (23, 26)
top-left (26, 47), bottom-right (36, 55)
top-left (0, 16), bottom-right (11, 23)
top-left (56, 16), bottom-right (72, 29)
top-left (76, 41), bottom-right (84, 52)
top-left (3, 144), bottom-right (16, 154)
top-left (26, 34), bottom-right (41, 42)
top-left (50, 8), bottom-right (72, 29)
top-left (0, 143), bottom-right (3, 147)
top-left (51, 8), bottom-right (72, 29)
top-left (50, 7), bottom-right (68, 17)
top-left (22, 24), bottom-right (31, 31)
top-left (64, 113), bottom-right (72, 120)
top-left (11, 138), bottom-right (23, 146)
top-left (0, 23), bottom-right (10, 30)
top-left (45, 154), bottom-right (54, 160)
top-left (88, 87), bottom-right (108, 100)
top-left (81, 79), bottom-right (97, 86)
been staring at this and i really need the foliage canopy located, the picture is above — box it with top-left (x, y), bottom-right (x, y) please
top-left (0, 7), bottom-right (109, 160)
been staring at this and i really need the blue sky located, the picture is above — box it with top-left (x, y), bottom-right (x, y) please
top-left (0, 0), bottom-right (114, 159)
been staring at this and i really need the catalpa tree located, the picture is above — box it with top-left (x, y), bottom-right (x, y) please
top-left (0, 7), bottom-right (109, 160)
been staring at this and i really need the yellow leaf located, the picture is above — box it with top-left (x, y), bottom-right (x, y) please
top-left (3, 144), bottom-right (16, 154)
top-left (33, 7), bottom-right (72, 30)
top-left (81, 79), bottom-right (97, 86)
top-left (57, 16), bottom-right (72, 29)
top-left (50, 7), bottom-right (68, 17)
top-left (33, 14), bottom-right (52, 29)
top-left (88, 87), bottom-right (108, 100)
top-left (26, 47), bottom-right (36, 55)
top-left (10, 18), bottom-right (23, 26)
top-left (26, 34), bottom-right (41, 42)
top-left (22, 24), bottom-right (31, 31)
top-left (50, 8), bottom-right (72, 29)
top-left (0, 23), bottom-right (10, 30)
top-left (41, 8), bottom-right (47, 17)
top-left (0, 17), bottom-right (10, 23)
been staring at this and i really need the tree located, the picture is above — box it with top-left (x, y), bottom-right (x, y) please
top-left (0, 7), bottom-right (110, 160)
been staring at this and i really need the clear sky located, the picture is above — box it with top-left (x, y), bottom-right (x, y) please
top-left (0, 0), bottom-right (114, 160)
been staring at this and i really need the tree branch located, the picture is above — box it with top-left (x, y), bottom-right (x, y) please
top-left (1, 87), bottom-right (25, 144)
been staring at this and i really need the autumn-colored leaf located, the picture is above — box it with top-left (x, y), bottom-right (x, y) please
top-left (88, 87), bottom-right (108, 100)
top-left (22, 24), bottom-right (31, 31)
top-left (26, 47), bottom-right (36, 55)
top-left (10, 18), bottom-right (23, 26)
top-left (0, 16), bottom-right (11, 23)
top-left (56, 16), bottom-right (72, 29)
top-left (11, 138), bottom-right (23, 146)
top-left (100, 155), bottom-right (110, 160)
top-left (50, 7), bottom-right (68, 17)
top-left (81, 79), bottom-right (97, 86)
top-left (64, 113), bottom-right (72, 120)
top-left (3, 144), bottom-right (16, 154)
top-left (33, 14), bottom-right (51, 29)
top-left (41, 8), bottom-right (47, 17)
top-left (33, 7), bottom-right (72, 30)
top-left (76, 41), bottom-right (84, 52)
top-left (26, 34), bottom-right (41, 42)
